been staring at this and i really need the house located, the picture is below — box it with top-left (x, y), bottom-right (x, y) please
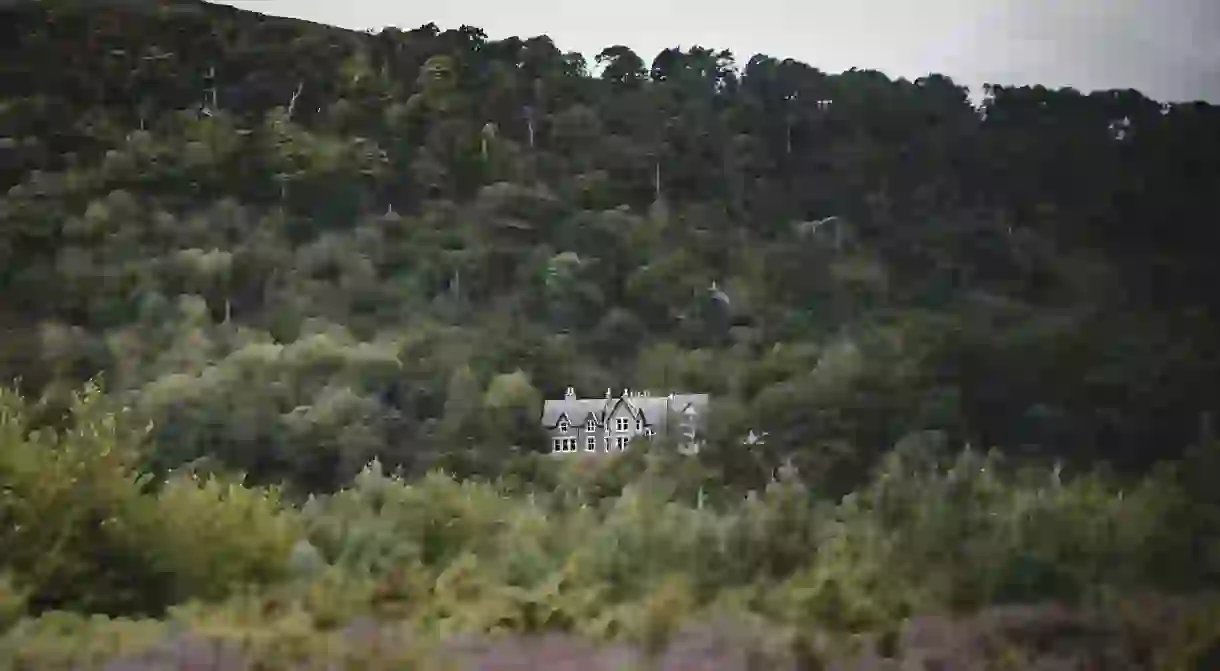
top-left (540, 387), bottom-right (709, 455)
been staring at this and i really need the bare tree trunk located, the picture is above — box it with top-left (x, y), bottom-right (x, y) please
top-left (286, 81), bottom-right (304, 119)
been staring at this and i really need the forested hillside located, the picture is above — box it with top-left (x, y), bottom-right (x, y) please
top-left (2, 0), bottom-right (1220, 667)
top-left (4, 0), bottom-right (1220, 489)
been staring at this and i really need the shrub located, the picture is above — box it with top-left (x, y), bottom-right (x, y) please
top-left (0, 381), bottom-right (299, 616)
top-left (148, 473), bottom-right (301, 604)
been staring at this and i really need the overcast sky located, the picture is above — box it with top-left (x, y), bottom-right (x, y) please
top-left (222, 0), bottom-right (1220, 104)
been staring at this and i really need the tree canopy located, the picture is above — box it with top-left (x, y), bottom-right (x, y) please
top-left (0, 0), bottom-right (1218, 495)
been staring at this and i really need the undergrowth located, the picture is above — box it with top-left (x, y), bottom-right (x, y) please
top-left (1, 382), bottom-right (1218, 669)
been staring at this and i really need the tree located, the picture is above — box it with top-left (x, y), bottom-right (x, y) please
top-left (595, 45), bottom-right (646, 86)
top-left (481, 370), bottom-right (545, 460)
top-left (439, 364), bottom-right (481, 447)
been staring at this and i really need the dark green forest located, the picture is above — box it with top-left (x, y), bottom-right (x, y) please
top-left (2, 0), bottom-right (1220, 667)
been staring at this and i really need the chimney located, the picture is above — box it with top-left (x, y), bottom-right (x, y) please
top-left (564, 387), bottom-right (576, 400)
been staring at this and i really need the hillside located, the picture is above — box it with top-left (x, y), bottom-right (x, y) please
top-left (1, 1), bottom-right (1220, 666)
top-left (3, 0), bottom-right (1219, 490)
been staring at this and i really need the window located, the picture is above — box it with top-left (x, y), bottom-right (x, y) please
top-left (615, 436), bottom-right (630, 450)
top-left (645, 427), bottom-right (656, 437)
top-left (552, 437), bottom-right (577, 453)
top-left (586, 436), bottom-right (597, 452)
top-left (558, 418), bottom-right (570, 433)
top-left (636, 419), bottom-right (643, 431)
top-left (586, 418), bottom-right (596, 432)
top-left (615, 417), bottom-right (630, 432)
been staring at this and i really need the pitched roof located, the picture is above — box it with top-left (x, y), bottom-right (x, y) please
top-left (540, 398), bottom-right (613, 428)
top-left (540, 392), bottom-right (709, 431)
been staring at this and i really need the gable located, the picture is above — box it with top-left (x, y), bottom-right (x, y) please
top-left (604, 397), bottom-right (634, 420)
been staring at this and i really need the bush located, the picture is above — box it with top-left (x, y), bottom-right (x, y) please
top-left (148, 473), bottom-right (301, 604)
top-left (0, 381), bottom-right (299, 617)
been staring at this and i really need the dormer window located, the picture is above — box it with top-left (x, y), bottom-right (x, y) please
top-left (586, 418), bottom-right (596, 432)
top-left (636, 418), bottom-right (643, 432)
top-left (615, 417), bottom-right (630, 432)
top-left (558, 418), bottom-right (570, 433)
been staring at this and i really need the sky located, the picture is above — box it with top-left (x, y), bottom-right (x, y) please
top-left (221, 0), bottom-right (1220, 104)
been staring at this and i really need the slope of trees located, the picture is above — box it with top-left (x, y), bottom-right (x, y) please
top-left (2, 0), bottom-right (1220, 666)
top-left (2, 0), bottom-right (1218, 492)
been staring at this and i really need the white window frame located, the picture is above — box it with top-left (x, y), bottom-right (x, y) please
top-left (615, 417), bottom-right (629, 432)
top-left (558, 418), bottom-right (570, 433)
top-left (586, 418), bottom-right (596, 432)
top-left (615, 436), bottom-right (630, 450)
top-left (636, 418), bottom-right (643, 432)
top-left (586, 436), bottom-right (597, 452)
top-left (645, 427), bottom-right (656, 437)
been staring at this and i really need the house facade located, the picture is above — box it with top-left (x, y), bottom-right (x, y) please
top-left (540, 387), bottom-right (709, 455)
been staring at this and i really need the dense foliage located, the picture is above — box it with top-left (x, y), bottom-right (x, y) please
top-left (2, 0), bottom-right (1220, 667)
top-left (1, 383), bottom-right (1219, 667)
